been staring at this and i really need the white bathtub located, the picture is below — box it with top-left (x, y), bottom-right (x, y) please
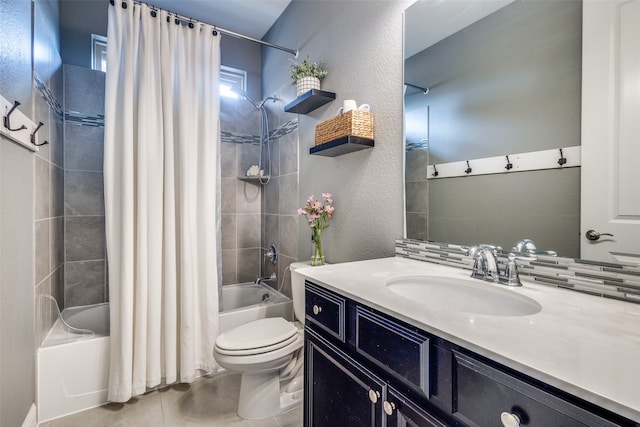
top-left (37, 282), bottom-right (292, 422)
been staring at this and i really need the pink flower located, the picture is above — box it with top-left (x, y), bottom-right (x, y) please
top-left (298, 193), bottom-right (334, 232)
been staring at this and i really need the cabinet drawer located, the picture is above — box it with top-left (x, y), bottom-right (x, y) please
top-left (452, 351), bottom-right (621, 427)
top-left (305, 281), bottom-right (346, 342)
top-left (355, 306), bottom-right (430, 397)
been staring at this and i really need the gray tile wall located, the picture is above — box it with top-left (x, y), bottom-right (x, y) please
top-left (33, 0), bottom-right (65, 347)
top-left (63, 65), bottom-right (107, 307)
top-left (220, 97), bottom-right (263, 285)
top-left (219, 94), bottom-right (300, 292)
top-left (405, 148), bottom-right (429, 241)
top-left (261, 96), bottom-right (300, 298)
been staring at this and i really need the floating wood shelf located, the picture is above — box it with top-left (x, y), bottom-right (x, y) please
top-left (284, 89), bottom-right (336, 114)
top-left (310, 136), bottom-right (374, 157)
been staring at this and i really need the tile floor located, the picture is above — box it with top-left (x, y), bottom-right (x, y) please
top-left (40, 372), bottom-right (303, 427)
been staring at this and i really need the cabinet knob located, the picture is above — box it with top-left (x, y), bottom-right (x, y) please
top-left (312, 304), bottom-right (322, 315)
top-left (383, 401), bottom-right (396, 416)
top-left (500, 412), bottom-right (521, 427)
top-left (368, 389), bottom-right (380, 404)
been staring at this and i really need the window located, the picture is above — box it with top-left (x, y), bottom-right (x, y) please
top-left (220, 66), bottom-right (247, 98)
top-left (91, 34), bottom-right (108, 72)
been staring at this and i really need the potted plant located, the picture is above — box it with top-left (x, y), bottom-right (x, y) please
top-left (289, 54), bottom-right (328, 97)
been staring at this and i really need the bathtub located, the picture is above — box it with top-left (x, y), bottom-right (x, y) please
top-left (37, 282), bottom-right (292, 422)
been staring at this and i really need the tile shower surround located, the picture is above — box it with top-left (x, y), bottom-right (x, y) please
top-left (396, 238), bottom-right (640, 304)
top-left (63, 65), bottom-right (108, 308)
top-left (33, 70), bottom-right (65, 349)
top-left (58, 71), bottom-right (299, 291)
top-left (220, 92), bottom-right (298, 286)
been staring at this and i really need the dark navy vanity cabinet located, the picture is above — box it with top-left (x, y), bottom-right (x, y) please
top-left (303, 280), bottom-right (636, 427)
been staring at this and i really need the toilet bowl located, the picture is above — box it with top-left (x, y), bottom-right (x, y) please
top-left (213, 261), bottom-right (310, 420)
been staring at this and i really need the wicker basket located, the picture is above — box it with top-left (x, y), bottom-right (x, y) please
top-left (314, 110), bottom-right (374, 146)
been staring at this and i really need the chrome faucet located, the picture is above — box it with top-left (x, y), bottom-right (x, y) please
top-left (468, 245), bottom-right (523, 287)
top-left (468, 245), bottom-right (500, 282)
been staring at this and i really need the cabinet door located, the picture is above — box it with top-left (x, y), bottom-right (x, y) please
top-left (385, 387), bottom-right (447, 427)
top-left (305, 330), bottom-right (385, 427)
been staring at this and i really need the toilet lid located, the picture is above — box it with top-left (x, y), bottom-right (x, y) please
top-left (216, 317), bottom-right (297, 352)
top-left (215, 333), bottom-right (300, 356)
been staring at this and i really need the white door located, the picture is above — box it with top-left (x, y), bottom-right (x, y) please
top-left (581, 0), bottom-right (640, 264)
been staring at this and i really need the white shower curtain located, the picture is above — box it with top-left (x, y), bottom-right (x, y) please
top-left (104, 1), bottom-right (221, 402)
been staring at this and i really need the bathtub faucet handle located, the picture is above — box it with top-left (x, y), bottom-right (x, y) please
top-left (264, 244), bottom-right (278, 265)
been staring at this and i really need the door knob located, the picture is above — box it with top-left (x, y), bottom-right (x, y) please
top-left (585, 230), bottom-right (614, 241)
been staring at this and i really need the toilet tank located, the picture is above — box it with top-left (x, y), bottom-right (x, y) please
top-left (289, 262), bottom-right (311, 324)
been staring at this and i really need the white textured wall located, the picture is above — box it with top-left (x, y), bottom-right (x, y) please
top-left (263, 0), bottom-right (412, 263)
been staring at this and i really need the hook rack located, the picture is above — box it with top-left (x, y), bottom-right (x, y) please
top-left (31, 122), bottom-right (48, 147)
top-left (427, 146), bottom-right (580, 179)
top-left (4, 101), bottom-right (28, 132)
top-left (0, 94), bottom-right (38, 152)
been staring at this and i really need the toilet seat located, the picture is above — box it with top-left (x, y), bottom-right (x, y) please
top-left (215, 333), bottom-right (299, 356)
top-left (215, 317), bottom-right (298, 355)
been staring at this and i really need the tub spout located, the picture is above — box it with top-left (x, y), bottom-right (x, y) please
top-left (254, 272), bottom-right (277, 285)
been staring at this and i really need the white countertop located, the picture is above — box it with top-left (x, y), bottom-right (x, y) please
top-left (297, 257), bottom-right (640, 423)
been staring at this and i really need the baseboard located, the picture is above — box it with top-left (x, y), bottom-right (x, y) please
top-left (21, 403), bottom-right (37, 427)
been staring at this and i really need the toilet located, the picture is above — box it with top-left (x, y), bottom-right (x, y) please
top-left (213, 261), bottom-right (310, 420)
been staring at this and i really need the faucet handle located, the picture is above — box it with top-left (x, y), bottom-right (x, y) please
top-left (500, 253), bottom-right (523, 287)
top-left (471, 251), bottom-right (486, 279)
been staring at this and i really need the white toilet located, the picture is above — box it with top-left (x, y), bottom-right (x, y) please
top-left (213, 262), bottom-right (309, 420)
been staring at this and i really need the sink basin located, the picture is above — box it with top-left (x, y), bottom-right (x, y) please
top-left (386, 275), bottom-right (542, 316)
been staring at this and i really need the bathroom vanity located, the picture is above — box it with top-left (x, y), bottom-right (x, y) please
top-left (299, 258), bottom-right (640, 426)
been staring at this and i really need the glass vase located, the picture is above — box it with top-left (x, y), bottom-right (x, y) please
top-left (311, 228), bottom-right (325, 266)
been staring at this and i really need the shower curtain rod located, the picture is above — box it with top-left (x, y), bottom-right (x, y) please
top-left (111, 0), bottom-right (299, 57)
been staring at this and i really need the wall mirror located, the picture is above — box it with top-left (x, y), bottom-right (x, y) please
top-left (404, 0), bottom-right (584, 258)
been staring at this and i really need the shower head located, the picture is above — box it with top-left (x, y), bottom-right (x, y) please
top-left (229, 86), bottom-right (279, 110)
top-left (230, 86), bottom-right (261, 109)
top-left (257, 95), bottom-right (279, 108)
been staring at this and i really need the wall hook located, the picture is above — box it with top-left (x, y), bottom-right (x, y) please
top-left (31, 122), bottom-right (48, 147)
top-left (505, 155), bottom-right (513, 170)
top-left (558, 148), bottom-right (567, 166)
top-left (432, 164), bottom-right (439, 177)
top-left (465, 160), bottom-right (472, 174)
top-left (3, 101), bottom-right (27, 132)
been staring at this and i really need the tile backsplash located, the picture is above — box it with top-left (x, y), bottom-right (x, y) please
top-left (396, 238), bottom-right (640, 304)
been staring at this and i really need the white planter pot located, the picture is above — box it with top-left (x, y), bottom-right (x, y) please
top-left (296, 76), bottom-right (320, 97)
